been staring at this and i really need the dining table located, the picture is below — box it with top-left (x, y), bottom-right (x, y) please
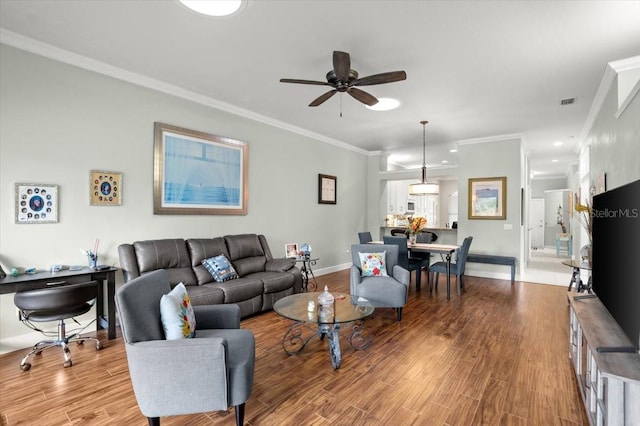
top-left (408, 242), bottom-right (460, 299)
top-left (368, 240), bottom-right (460, 299)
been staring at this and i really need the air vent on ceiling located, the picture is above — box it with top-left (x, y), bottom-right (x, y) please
top-left (560, 98), bottom-right (575, 105)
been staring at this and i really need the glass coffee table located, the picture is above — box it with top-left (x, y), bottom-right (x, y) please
top-left (273, 292), bottom-right (375, 369)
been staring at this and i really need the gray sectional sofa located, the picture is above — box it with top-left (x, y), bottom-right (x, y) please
top-left (118, 234), bottom-right (302, 318)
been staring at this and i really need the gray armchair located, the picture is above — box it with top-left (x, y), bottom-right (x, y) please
top-left (350, 244), bottom-right (410, 321)
top-left (115, 270), bottom-right (255, 426)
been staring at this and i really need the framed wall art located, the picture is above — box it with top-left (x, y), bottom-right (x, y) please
top-left (15, 183), bottom-right (59, 224)
top-left (468, 176), bottom-right (507, 220)
top-left (90, 170), bottom-right (122, 206)
top-left (318, 174), bottom-right (337, 204)
top-left (154, 122), bottom-right (248, 215)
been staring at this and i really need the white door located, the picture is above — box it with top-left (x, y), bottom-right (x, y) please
top-left (530, 198), bottom-right (545, 249)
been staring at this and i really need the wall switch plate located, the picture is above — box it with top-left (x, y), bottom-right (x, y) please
top-left (504, 224), bottom-right (513, 230)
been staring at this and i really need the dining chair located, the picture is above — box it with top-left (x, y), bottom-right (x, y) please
top-left (383, 236), bottom-right (428, 290)
top-left (430, 236), bottom-right (473, 295)
top-left (358, 231), bottom-right (373, 244)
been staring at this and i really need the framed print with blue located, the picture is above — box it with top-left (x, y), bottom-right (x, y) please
top-left (90, 170), bottom-right (122, 206)
top-left (153, 122), bottom-right (248, 215)
top-left (15, 183), bottom-right (59, 224)
top-left (468, 176), bottom-right (507, 220)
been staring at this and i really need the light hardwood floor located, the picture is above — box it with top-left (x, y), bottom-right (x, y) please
top-left (0, 270), bottom-right (588, 425)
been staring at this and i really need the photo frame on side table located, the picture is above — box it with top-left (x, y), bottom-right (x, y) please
top-left (90, 170), bottom-right (122, 206)
top-left (318, 174), bottom-right (337, 204)
top-left (154, 122), bottom-right (248, 215)
top-left (285, 243), bottom-right (299, 258)
top-left (468, 177), bottom-right (507, 220)
top-left (15, 183), bottom-right (59, 224)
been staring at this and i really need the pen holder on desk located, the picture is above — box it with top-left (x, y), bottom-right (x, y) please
top-left (88, 256), bottom-right (98, 269)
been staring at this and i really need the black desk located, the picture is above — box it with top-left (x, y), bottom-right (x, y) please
top-left (0, 267), bottom-right (118, 340)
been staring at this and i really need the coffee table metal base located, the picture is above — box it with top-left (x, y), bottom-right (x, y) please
top-left (281, 320), bottom-right (371, 369)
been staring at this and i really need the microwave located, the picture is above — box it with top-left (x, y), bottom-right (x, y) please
top-left (407, 201), bottom-right (415, 213)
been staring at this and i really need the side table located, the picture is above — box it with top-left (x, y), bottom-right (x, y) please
top-left (296, 257), bottom-right (318, 291)
top-left (562, 259), bottom-right (592, 293)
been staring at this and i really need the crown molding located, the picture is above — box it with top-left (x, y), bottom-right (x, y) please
top-left (456, 133), bottom-right (524, 146)
top-left (577, 55), bottom-right (640, 151)
top-left (0, 29), bottom-right (369, 156)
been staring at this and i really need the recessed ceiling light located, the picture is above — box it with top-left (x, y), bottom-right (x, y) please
top-left (552, 159), bottom-right (559, 163)
top-left (449, 148), bottom-right (458, 153)
top-left (442, 160), bottom-right (448, 164)
top-left (366, 98), bottom-right (401, 111)
top-left (179, 0), bottom-right (246, 17)
top-left (553, 141), bottom-right (563, 146)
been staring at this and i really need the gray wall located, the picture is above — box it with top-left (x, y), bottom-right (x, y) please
top-left (457, 137), bottom-right (524, 277)
top-left (0, 45), bottom-right (367, 344)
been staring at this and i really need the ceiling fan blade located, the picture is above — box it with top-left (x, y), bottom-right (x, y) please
top-left (355, 71), bottom-right (407, 86)
top-left (333, 51), bottom-right (351, 83)
top-left (309, 90), bottom-right (337, 107)
top-left (347, 87), bottom-right (378, 106)
top-left (280, 78), bottom-right (331, 86)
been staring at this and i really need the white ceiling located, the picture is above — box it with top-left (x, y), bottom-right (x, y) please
top-left (1, 1), bottom-right (639, 179)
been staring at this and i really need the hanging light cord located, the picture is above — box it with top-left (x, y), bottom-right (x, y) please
top-left (420, 120), bottom-right (428, 182)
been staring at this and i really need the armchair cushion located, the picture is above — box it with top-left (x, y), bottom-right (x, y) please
top-left (358, 251), bottom-right (388, 277)
top-left (202, 254), bottom-right (239, 283)
top-left (160, 283), bottom-right (197, 339)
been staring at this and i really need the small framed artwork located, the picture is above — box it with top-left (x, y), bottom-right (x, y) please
top-left (318, 174), bottom-right (337, 204)
top-left (15, 183), bottom-right (59, 224)
top-left (285, 243), bottom-right (299, 258)
top-left (154, 122), bottom-right (248, 215)
top-left (468, 177), bottom-right (507, 220)
top-left (90, 170), bottom-right (122, 206)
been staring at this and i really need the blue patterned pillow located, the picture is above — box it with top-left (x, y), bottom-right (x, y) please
top-left (202, 254), bottom-right (239, 282)
top-left (159, 283), bottom-right (196, 339)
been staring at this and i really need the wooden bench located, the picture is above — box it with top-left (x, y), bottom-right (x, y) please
top-left (466, 253), bottom-right (516, 284)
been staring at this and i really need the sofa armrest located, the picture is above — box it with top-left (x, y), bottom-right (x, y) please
top-left (392, 265), bottom-right (410, 286)
top-left (265, 258), bottom-right (296, 272)
top-left (125, 338), bottom-right (229, 416)
top-left (350, 265), bottom-right (363, 294)
top-left (193, 304), bottom-right (241, 329)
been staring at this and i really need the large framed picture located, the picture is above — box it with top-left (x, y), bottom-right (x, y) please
top-left (15, 183), bottom-right (59, 224)
top-left (90, 170), bottom-right (122, 206)
top-left (468, 177), bottom-right (507, 220)
top-left (154, 122), bottom-right (248, 215)
top-left (318, 174), bottom-right (337, 204)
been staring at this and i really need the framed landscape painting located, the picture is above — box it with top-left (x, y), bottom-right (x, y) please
top-left (154, 122), bottom-right (248, 215)
top-left (468, 176), bottom-right (507, 220)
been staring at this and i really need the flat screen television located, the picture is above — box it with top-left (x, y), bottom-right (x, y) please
top-left (591, 179), bottom-right (640, 352)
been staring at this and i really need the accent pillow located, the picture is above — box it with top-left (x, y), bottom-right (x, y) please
top-left (358, 251), bottom-right (388, 277)
top-left (160, 282), bottom-right (197, 339)
top-left (202, 254), bottom-right (239, 282)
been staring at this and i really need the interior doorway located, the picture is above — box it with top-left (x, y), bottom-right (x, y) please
top-left (529, 198), bottom-right (545, 250)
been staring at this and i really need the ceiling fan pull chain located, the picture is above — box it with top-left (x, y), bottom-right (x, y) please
top-left (340, 93), bottom-right (343, 117)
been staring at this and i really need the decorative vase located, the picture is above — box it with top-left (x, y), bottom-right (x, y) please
top-left (580, 244), bottom-right (592, 267)
top-left (409, 234), bottom-right (417, 244)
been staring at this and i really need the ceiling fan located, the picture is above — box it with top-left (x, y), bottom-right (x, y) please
top-left (280, 51), bottom-right (406, 107)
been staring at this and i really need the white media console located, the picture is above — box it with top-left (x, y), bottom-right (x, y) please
top-left (568, 294), bottom-right (640, 426)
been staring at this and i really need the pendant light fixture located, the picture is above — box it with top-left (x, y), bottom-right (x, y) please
top-left (408, 120), bottom-right (439, 195)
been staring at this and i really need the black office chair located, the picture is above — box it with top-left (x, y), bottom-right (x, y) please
top-left (358, 231), bottom-right (373, 244)
top-left (390, 228), bottom-right (409, 237)
top-left (383, 236), bottom-right (428, 290)
top-left (14, 281), bottom-right (102, 371)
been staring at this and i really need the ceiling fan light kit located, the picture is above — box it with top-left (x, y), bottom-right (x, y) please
top-left (409, 120), bottom-right (440, 196)
top-left (280, 51), bottom-right (406, 108)
top-left (178, 0), bottom-right (246, 17)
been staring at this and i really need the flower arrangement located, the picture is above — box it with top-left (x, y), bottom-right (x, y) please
top-left (407, 216), bottom-right (427, 235)
top-left (574, 193), bottom-right (592, 242)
